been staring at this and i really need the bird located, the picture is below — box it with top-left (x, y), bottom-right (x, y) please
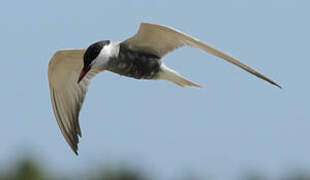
top-left (48, 22), bottom-right (281, 155)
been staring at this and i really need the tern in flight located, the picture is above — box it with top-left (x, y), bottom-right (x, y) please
top-left (48, 23), bottom-right (281, 155)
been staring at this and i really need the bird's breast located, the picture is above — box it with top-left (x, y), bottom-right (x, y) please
top-left (107, 45), bottom-right (161, 79)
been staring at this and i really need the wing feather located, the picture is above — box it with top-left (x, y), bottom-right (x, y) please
top-left (48, 49), bottom-right (100, 155)
top-left (123, 23), bottom-right (281, 88)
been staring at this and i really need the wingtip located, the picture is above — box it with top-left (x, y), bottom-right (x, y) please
top-left (73, 149), bottom-right (79, 156)
top-left (70, 142), bottom-right (79, 156)
top-left (270, 81), bottom-right (282, 89)
top-left (275, 84), bottom-right (282, 89)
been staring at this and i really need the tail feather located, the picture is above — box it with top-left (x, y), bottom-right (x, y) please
top-left (158, 65), bottom-right (202, 88)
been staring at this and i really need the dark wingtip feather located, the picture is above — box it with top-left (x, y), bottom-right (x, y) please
top-left (70, 141), bottom-right (79, 156)
top-left (274, 83), bottom-right (282, 89)
top-left (266, 79), bottom-right (282, 89)
top-left (52, 88), bottom-right (81, 156)
top-left (73, 149), bottom-right (79, 156)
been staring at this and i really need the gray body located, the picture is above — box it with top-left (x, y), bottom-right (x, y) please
top-left (107, 44), bottom-right (161, 79)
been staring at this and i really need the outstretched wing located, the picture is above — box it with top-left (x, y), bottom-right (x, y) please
top-left (48, 49), bottom-right (100, 155)
top-left (123, 23), bottom-right (281, 88)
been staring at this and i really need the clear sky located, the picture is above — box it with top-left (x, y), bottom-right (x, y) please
top-left (0, 0), bottom-right (309, 179)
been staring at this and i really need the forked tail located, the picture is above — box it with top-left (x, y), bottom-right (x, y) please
top-left (158, 65), bottom-right (202, 88)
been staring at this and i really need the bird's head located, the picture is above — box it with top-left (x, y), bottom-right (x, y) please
top-left (78, 40), bottom-right (114, 83)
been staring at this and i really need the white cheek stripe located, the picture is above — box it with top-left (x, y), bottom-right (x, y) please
top-left (92, 41), bottom-right (120, 68)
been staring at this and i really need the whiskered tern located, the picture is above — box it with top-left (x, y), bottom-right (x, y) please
top-left (48, 23), bottom-right (281, 155)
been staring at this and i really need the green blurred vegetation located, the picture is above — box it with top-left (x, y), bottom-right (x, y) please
top-left (0, 156), bottom-right (147, 180)
top-left (0, 155), bottom-right (310, 180)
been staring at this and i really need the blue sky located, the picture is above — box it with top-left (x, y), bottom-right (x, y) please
top-left (0, 0), bottom-right (309, 179)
